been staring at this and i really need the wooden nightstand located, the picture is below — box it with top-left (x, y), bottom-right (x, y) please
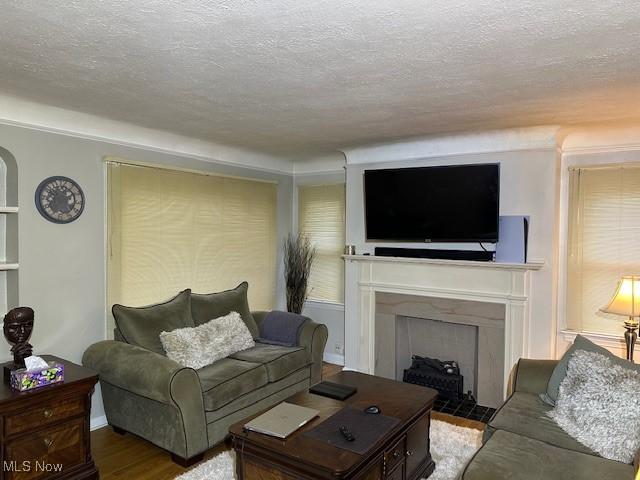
top-left (0, 355), bottom-right (98, 480)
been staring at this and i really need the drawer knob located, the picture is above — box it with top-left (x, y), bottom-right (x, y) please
top-left (43, 437), bottom-right (54, 448)
top-left (406, 450), bottom-right (413, 456)
top-left (393, 451), bottom-right (401, 459)
top-left (43, 409), bottom-right (54, 418)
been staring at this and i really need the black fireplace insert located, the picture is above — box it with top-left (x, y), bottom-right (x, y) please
top-left (403, 355), bottom-right (464, 401)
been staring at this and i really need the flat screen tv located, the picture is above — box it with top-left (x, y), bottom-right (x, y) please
top-left (364, 163), bottom-right (500, 242)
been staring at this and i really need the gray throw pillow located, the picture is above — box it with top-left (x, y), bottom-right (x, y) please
top-left (112, 289), bottom-right (193, 355)
top-left (548, 350), bottom-right (640, 463)
top-left (160, 311), bottom-right (255, 369)
top-left (541, 334), bottom-right (638, 406)
top-left (190, 282), bottom-right (259, 338)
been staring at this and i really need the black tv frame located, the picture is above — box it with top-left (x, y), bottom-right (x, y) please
top-left (363, 163), bottom-right (500, 243)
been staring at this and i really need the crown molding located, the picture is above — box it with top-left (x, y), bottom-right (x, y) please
top-left (559, 123), bottom-right (640, 158)
top-left (0, 94), bottom-right (294, 175)
top-left (342, 125), bottom-right (561, 165)
top-left (561, 143), bottom-right (640, 157)
top-left (292, 152), bottom-right (346, 175)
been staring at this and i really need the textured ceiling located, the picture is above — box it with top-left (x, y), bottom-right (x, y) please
top-left (1, 1), bottom-right (639, 158)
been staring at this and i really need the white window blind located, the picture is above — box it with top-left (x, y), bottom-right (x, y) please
top-left (298, 183), bottom-right (345, 304)
top-left (107, 161), bottom-right (277, 312)
top-left (567, 164), bottom-right (640, 334)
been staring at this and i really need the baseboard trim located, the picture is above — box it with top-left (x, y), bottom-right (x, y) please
top-left (323, 353), bottom-right (345, 366)
top-left (90, 415), bottom-right (108, 431)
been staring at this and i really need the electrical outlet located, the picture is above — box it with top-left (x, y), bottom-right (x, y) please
top-left (335, 343), bottom-right (344, 355)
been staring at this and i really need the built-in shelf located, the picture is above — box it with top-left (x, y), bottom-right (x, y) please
top-left (0, 148), bottom-right (19, 314)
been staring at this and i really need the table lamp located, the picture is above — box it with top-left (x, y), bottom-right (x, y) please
top-left (601, 275), bottom-right (640, 361)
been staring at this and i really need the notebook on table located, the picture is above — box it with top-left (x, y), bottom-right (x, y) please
top-left (243, 402), bottom-right (319, 439)
top-left (309, 381), bottom-right (357, 400)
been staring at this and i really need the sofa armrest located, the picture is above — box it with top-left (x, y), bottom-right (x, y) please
top-left (298, 319), bottom-right (328, 385)
top-left (82, 340), bottom-right (201, 405)
top-left (513, 358), bottom-right (559, 395)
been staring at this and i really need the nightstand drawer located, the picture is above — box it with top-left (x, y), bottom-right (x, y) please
top-left (4, 417), bottom-right (85, 480)
top-left (5, 397), bottom-right (84, 436)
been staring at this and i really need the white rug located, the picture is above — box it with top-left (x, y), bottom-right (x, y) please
top-left (176, 420), bottom-right (482, 480)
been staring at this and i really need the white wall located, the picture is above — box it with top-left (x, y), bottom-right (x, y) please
top-left (344, 147), bottom-right (561, 359)
top-left (0, 122), bottom-right (293, 426)
top-left (302, 301), bottom-right (345, 365)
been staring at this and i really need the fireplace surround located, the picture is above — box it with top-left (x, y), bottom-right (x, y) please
top-left (376, 292), bottom-right (505, 407)
top-left (343, 254), bottom-right (543, 403)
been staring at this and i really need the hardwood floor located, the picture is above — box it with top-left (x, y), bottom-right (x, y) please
top-left (91, 362), bottom-right (484, 479)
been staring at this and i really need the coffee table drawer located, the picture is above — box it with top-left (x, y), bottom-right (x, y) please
top-left (406, 414), bottom-right (430, 478)
top-left (384, 436), bottom-right (406, 473)
top-left (5, 397), bottom-right (84, 436)
top-left (387, 462), bottom-right (404, 480)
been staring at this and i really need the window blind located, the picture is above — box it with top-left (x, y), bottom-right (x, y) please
top-left (567, 164), bottom-right (640, 334)
top-left (298, 183), bottom-right (345, 304)
top-left (107, 161), bottom-right (277, 313)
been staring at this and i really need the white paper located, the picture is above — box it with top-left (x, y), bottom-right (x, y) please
top-left (24, 355), bottom-right (49, 371)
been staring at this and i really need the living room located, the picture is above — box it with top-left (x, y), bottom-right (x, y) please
top-left (0, 2), bottom-right (639, 480)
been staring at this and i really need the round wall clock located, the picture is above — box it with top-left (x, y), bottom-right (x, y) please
top-left (35, 176), bottom-right (85, 224)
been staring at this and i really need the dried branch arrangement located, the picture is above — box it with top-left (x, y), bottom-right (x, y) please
top-left (283, 233), bottom-right (316, 314)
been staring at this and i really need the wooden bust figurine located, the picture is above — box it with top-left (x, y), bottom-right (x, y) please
top-left (3, 307), bottom-right (34, 370)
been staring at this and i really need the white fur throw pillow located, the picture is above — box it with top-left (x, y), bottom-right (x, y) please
top-left (160, 311), bottom-right (255, 369)
top-left (548, 349), bottom-right (640, 463)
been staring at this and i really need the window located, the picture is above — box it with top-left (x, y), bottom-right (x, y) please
top-left (298, 183), bottom-right (345, 304)
top-left (107, 161), bottom-right (277, 312)
top-left (567, 164), bottom-right (640, 334)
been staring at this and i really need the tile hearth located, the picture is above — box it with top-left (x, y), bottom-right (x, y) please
top-left (432, 395), bottom-right (496, 424)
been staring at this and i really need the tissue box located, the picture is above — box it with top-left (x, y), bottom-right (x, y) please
top-left (10, 362), bottom-right (64, 392)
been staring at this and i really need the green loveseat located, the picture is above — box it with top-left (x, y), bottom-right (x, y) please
top-left (83, 307), bottom-right (327, 466)
top-left (458, 359), bottom-right (636, 479)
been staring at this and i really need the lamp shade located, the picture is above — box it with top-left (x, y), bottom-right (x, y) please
top-left (601, 275), bottom-right (640, 317)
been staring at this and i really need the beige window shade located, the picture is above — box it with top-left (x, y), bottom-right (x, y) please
top-left (298, 183), bottom-right (345, 304)
top-left (567, 164), bottom-right (640, 334)
top-left (107, 161), bottom-right (277, 312)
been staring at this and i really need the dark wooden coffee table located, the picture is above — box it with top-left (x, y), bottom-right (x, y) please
top-left (230, 371), bottom-right (437, 480)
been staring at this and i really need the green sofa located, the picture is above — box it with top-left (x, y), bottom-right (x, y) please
top-left (458, 359), bottom-right (636, 479)
top-left (83, 309), bottom-right (328, 466)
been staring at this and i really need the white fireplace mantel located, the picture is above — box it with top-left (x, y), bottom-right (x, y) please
top-left (343, 254), bottom-right (544, 399)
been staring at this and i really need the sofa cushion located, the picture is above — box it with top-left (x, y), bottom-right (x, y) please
top-left (461, 430), bottom-right (632, 480)
top-left (549, 350), bottom-right (640, 464)
top-left (543, 334), bottom-right (640, 406)
top-left (190, 282), bottom-right (259, 338)
top-left (198, 358), bottom-right (268, 411)
top-left (112, 289), bottom-right (193, 356)
top-left (487, 392), bottom-right (596, 456)
top-left (160, 312), bottom-right (255, 369)
top-left (229, 343), bottom-right (311, 382)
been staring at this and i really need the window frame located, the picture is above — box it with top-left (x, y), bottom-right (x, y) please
top-left (105, 156), bottom-right (280, 334)
top-left (296, 180), bottom-right (346, 306)
top-left (558, 154), bottom-right (640, 353)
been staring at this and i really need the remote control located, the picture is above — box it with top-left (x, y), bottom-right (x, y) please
top-left (339, 425), bottom-right (356, 442)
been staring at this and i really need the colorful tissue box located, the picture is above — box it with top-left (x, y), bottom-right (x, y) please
top-left (10, 362), bottom-right (64, 392)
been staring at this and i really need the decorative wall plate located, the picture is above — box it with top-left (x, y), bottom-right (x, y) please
top-left (35, 176), bottom-right (85, 224)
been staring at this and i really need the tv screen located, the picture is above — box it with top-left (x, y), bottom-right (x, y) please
top-left (364, 163), bottom-right (500, 242)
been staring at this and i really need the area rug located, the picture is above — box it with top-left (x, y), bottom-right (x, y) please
top-left (176, 420), bottom-right (483, 480)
